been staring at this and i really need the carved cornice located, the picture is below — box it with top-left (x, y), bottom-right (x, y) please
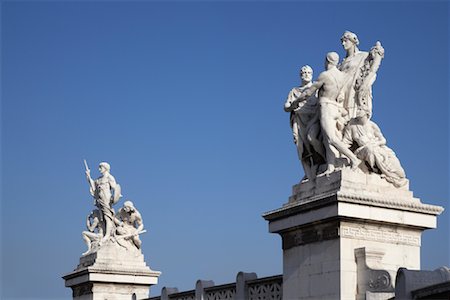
top-left (63, 265), bottom-right (160, 281)
top-left (337, 192), bottom-right (444, 215)
top-left (263, 191), bottom-right (443, 223)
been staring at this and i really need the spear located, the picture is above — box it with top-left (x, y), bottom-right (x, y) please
top-left (83, 159), bottom-right (90, 172)
top-left (84, 159), bottom-right (95, 197)
top-left (116, 229), bottom-right (147, 240)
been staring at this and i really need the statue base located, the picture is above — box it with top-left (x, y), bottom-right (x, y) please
top-left (263, 168), bottom-right (443, 300)
top-left (63, 240), bottom-right (161, 300)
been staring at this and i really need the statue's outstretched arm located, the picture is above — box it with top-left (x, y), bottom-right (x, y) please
top-left (85, 172), bottom-right (95, 197)
top-left (290, 81), bottom-right (322, 109)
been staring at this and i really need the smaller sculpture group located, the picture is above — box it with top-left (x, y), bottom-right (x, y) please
top-left (82, 161), bottom-right (145, 255)
top-left (284, 31), bottom-right (407, 188)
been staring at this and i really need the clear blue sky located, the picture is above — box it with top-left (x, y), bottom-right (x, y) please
top-left (1, 1), bottom-right (449, 299)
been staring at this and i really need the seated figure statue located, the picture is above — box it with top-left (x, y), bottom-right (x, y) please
top-left (82, 209), bottom-right (103, 255)
top-left (114, 201), bottom-right (144, 250)
top-left (342, 108), bottom-right (407, 187)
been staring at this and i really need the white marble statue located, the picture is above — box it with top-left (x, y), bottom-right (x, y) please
top-left (114, 201), bottom-right (145, 250)
top-left (85, 161), bottom-right (121, 242)
top-left (284, 31), bottom-right (405, 188)
top-left (343, 109), bottom-right (407, 187)
top-left (284, 65), bottom-right (325, 180)
top-left (339, 31), bottom-right (384, 118)
top-left (81, 161), bottom-right (149, 255)
top-left (300, 52), bottom-right (361, 175)
top-left (82, 209), bottom-right (103, 255)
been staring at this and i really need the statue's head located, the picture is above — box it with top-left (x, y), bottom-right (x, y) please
top-left (299, 65), bottom-right (313, 83)
top-left (325, 52), bottom-right (339, 68)
top-left (355, 107), bottom-right (370, 123)
top-left (123, 200), bottom-right (135, 212)
top-left (98, 162), bottom-right (110, 174)
top-left (341, 31), bottom-right (359, 50)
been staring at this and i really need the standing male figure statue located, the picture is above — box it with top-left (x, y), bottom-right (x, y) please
top-left (301, 52), bottom-right (361, 175)
top-left (85, 161), bottom-right (121, 242)
top-left (284, 65), bottom-right (325, 180)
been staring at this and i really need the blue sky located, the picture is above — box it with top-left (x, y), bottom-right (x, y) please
top-left (1, 1), bottom-right (449, 299)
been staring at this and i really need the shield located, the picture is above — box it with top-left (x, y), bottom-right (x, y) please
top-left (111, 184), bottom-right (122, 205)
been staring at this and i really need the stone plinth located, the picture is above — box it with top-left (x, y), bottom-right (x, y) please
top-left (263, 169), bottom-right (443, 300)
top-left (63, 240), bottom-right (161, 300)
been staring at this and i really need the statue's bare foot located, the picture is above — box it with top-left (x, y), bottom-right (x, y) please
top-left (324, 164), bottom-right (335, 176)
top-left (350, 158), bottom-right (362, 171)
top-left (317, 165), bottom-right (335, 177)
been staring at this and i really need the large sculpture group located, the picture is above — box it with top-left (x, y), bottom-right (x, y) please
top-left (285, 31), bottom-right (407, 188)
top-left (82, 161), bottom-right (145, 255)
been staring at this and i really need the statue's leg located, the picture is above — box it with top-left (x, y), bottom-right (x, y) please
top-left (292, 122), bottom-right (308, 176)
top-left (292, 119), bottom-right (300, 145)
top-left (321, 104), bottom-right (360, 170)
top-left (296, 132), bottom-right (314, 180)
top-left (323, 139), bottom-right (336, 174)
top-left (308, 123), bottom-right (325, 159)
top-left (102, 218), bottom-right (112, 241)
top-left (82, 233), bottom-right (92, 255)
top-left (328, 136), bottom-right (360, 169)
top-left (319, 107), bottom-right (338, 174)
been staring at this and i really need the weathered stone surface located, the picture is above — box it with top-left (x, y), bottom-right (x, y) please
top-left (63, 241), bottom-right (161, 300)
top-left (263, 168), bottom-right (443, 299)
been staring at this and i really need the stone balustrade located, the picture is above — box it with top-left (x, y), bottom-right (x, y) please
top-left (147, 272), bottom-right (282, 300)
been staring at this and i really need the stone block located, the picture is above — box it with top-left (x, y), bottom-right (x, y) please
top-left (63, 241), bottom-right (161, 300)
top-left (264, 169), bottom-right (443, 299)
top-left (309, 271), bottom-right (340, 297)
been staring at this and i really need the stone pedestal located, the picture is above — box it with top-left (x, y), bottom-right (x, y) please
top-left (63, 240), bottom-right (161, 300)
top-left (263, 169), bottom-right (443, 300)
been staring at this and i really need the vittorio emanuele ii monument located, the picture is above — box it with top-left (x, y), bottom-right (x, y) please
top-left (63, 31), bottom-right (446, 300)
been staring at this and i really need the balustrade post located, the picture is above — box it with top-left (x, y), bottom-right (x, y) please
top-left (161, 287), bottom-right (179, 300)
top-left (195, 280), bottom-right (214, 300)
top-left (236, 271), bottom-right (257, 300)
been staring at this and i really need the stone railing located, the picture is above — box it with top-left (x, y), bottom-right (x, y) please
top-left (148, 272), bottom-right (282, 300)
top-left (247, 275), bottom-right (282, 300)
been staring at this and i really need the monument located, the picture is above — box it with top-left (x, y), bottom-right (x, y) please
top-left (63, 161), bottom-right (161, 300)
top-left (264, 31), bottom-right (444, 299)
